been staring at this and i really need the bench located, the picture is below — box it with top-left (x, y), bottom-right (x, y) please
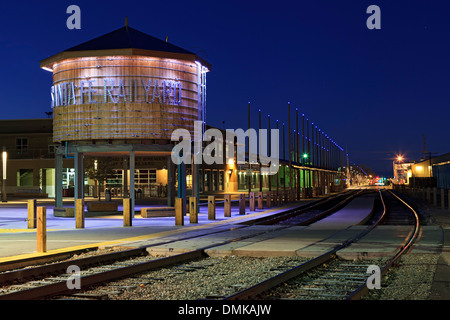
top-left (141, 207), bottom-right (175, 218)
top-left (87, 202), bottom-right (118, 212)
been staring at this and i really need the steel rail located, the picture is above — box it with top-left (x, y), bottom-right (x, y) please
top-left (223, 189), bottom-right (386, 300)
top-left (0, 250), bottom-right (206, 300)
top-left (0, 247), bottom-right (147, 285)
top-left (0, 190), bottom-right (357, 273)
top-left (0, 190), bottom-right (364, 300)
top-left (346, 189), bottom-right (421, 300)
top-left (243, 189), bottom-right (362, 226)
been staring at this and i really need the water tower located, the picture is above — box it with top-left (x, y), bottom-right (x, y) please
top-left (40, 23), bottom-right (210, 214)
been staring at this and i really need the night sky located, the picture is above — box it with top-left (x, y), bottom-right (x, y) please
top-left (1, 0), bottom-right (449, 176)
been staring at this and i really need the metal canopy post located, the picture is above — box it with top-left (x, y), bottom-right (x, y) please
top-left (167, 156), bottom-right (175, 207)
top-left (55, 153), bottom-right (63, 208)
top-left (74, 151), bottom-right (84, 201)
top-left (129, 150), bottom-right (135, 219)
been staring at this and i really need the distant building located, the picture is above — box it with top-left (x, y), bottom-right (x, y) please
top-left (407, 153), bottom-right (450, 188)
top-left (0, 118), bottom-right (64, 198)
top-left (0, 118), bottom-right (239, 199)
top-left (393, 161), bottom-right (413, 185)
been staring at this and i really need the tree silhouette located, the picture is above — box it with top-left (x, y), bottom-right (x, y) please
top-left (85, 157), bottom-right (117, 201)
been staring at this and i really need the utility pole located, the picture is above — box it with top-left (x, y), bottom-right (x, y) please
top-left (288, 102), bottom-right (292, 192)
top-left (248, 102), bottom-right (251, 195)
top-left (268, 115), bottom-right (271, 192)
top-left (259, 108), bottom-right (262, 192)
top-left (346, 146), bottom-right (350, 188)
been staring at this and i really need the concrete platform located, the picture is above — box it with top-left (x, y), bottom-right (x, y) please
top-left (335, 225), bottom-right (438, 260)
top-left (145, 192), bottom-right (380, 257)
top-left (0, 197), bottom-right (316, 261)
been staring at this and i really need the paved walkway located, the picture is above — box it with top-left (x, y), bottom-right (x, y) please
top-left (147, 192), bottom-right (382, 257)
top-left (0, 197), bottom-right (315, 261)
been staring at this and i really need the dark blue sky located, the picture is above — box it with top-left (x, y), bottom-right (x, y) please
top-left (1, 0), bottom-right (449, 176)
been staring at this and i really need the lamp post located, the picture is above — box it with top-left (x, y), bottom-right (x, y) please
top-left (393, 156), bottom-right (403, 184)
top-left (2, 147), bottom-right (7, 202)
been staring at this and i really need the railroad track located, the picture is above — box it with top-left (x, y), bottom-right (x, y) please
top-left (0, 189), bottom-right (381, 300)
top-left (247, 189), bottom-right (364, 226)
top-left (225, 189), bottom-right (421, 300)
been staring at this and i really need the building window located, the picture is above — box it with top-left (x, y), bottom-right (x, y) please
top-left (16, 138), bottom-right (28, 152)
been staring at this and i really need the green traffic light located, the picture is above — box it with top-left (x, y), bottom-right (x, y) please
top-left (303, 153), bottom-right (308, 158)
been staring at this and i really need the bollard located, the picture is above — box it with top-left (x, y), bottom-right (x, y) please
top-left (272, 192), bottom-right (278, 206)
top-left (249, 192), bottom-right (255, 211)
top-left (189, 197), bottom-right (198, 223)
top-left (441, 189), bottom-right (445, 210)
top-left (224, 194), bottom-right (231, 217)
top-left (76, 199), bottom-right (85, 229)
top-left (208, 196), bottom-right (216, 220)
top-left (258, 192), bottom-right (263, 210)
top-left (123, 198), bottom-right (132, 227)
top-left (266, 191), bottom-right (272, 208)
top-left (27, 199), bottom-right (37, 229)
top-left (433, 188), bottom-right (437, 206)
top-left (37, 207), bottom-right (46, 253)
top-left (239, 194), bottom-right (246, 215)
top-left (175, 197), bottom-right (184, 226)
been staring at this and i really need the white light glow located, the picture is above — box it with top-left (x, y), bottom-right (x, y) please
top-left (2, 151), bottom-right (7, 179)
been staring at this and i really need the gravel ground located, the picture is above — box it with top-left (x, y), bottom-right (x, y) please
top-left (67, 253), bottom-right (439, 301)
top-left (364, 254), bottom-right (440, 300)
top-left (260, 257), bottom-right (389, 300)
top-left (74, 255), bottom-right (310, 300)
top-left (63, 202), bottom-right (445, 301)
top-left (48, 192), bottom-right (448, 301)
top-left (363, 196), bottom-right (444, 300)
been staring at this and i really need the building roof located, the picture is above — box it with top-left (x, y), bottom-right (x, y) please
top-left (40, 25), bottom-right (210, 71)
top-left (65, 26), bottom-right (194, 55)
top-left (0, 119), bottom-right (53, 134)
top-left (414, 153), bottom-right (450, 166)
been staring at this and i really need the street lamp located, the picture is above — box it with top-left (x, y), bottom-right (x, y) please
top-left (393, 155), bottom-right (404, 185)
top-left (302, 153), bottom-right (308, 164)
top-left (2, 147), bottom-right (7, 202)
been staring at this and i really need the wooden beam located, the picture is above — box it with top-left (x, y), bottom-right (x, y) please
top-left (224, 194), bottom-right (231, 217)
top-left (27, 199), bottom-right (36, 229)
top-left (189, 197), bottom-right (197, 223)
top-left (123, 198), bottom-right (132, 227)
top-left (175, 198), bottom-right (184, 226)
top-left (37, 207), bottom-right (46, 253)
top-left (75, 199), bottom-right (85, 229)
top-left (208, 196), bottom-right (215, 220)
